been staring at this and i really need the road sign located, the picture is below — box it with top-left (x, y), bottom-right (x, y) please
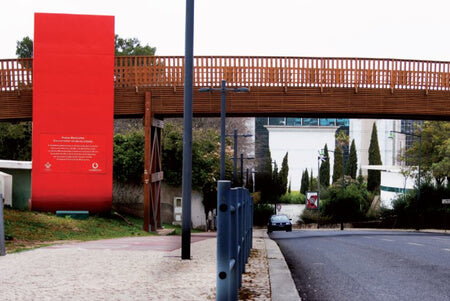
top-left (442, 199), bottom-right (450, 205)
top-left (306, 191), bottom-right (319, 209)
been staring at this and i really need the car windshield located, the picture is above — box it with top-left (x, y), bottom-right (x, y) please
top-left (271, 215), bottom-right (289, 222)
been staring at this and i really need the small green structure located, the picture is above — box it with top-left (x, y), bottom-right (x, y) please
top-left (56, 211), bottom-right (89, 220)
top-left (0, 160), bottom-right (32, 210)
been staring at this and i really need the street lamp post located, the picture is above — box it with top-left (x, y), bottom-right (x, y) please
top-left (228, 130), bottom-right (252, 186)
top-left (389, 130), bottom-right (422, 230)
top-left (199, 81), bottom-right (249, 180)
top-left (231, 154), bottom-right (255, 187)
top-left (181, 0), bottom-right (195, 260)
top-left (317, 152), bottom-right (327, 229)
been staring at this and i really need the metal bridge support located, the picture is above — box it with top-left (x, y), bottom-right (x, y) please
top-left (143, 91), bottom-right (164, 232)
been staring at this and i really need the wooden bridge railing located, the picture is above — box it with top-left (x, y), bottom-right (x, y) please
top-left (2, 56), bottom-right (450, 91)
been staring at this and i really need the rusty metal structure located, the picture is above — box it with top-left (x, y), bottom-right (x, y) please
top-left (1, 55), bottom-right (450, 231)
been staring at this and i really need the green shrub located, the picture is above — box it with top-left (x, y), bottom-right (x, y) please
top-left (113, 129), bottom-right (145, 183)
top-left (391, 182), bottom-right (450, 228)
top-left (321, 184), bottom-right (366, 223)
top-left (300, 209), bottom-right (332, 224)
top-left (253, 203), bottom-right (274, 226)
top-left (279, 191), bottom-right (306, 204)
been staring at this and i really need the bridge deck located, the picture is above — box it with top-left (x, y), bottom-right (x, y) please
top-left (1, 56), bottom-right (450, 120)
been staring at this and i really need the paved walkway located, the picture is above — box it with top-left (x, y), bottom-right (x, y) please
top-left (0, 230), bottom-right (299, 300)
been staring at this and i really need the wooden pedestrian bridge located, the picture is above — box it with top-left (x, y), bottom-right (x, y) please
top-left (1, 55), bottom-right (450, 121)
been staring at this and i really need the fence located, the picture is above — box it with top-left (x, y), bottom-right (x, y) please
top-left (216, 181), bottom-right (253, 301)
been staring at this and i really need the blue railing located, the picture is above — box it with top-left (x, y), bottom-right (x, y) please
top-left (216, 181), bottom-right (253, 301)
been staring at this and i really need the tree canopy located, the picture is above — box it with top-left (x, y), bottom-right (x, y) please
top-left (115, 35), bottom-right (156, 56)
top-left (16, 36), bottom-right (33, 58)
top-left (14, 35), bottom-right (156, 58)
top-left (406, 121), bottom-right (450, 186)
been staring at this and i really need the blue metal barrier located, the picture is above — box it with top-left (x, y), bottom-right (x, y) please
top-left (217, 181), bottom-right (253, 301)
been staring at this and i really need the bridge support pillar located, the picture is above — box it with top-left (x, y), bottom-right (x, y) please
top-left (143, 91), bottom-right (164, 232)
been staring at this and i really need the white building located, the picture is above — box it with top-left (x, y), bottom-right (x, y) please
top-left (259, 118), bottom-right (409, 192)
top-left (363, 165), bottom-right (416, 208)
top-left (266, 125), bottom-right (338, 190)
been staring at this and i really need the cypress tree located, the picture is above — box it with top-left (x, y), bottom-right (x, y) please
top-left (300, 169), bottom-right (309, 194)
top-left (333, 146), bottom-right (343, 183)
top-left (345, 139), bottom-right (358, 179)
top-left (357, 168), bottom-right (364, 187)
top-left (258, 149), bottom-right (274, 203)
top-left (368, 122), bottom-right (382, 192)
top-left (272, 162), bottom-right (279, 198)
top-left (319, 144), bottom-right (330, 187)
top-left (278, 152), bottom-right (289, 196)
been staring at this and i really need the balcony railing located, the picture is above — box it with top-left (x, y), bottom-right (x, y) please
top-left (2, 56), bottom-right (450, 91)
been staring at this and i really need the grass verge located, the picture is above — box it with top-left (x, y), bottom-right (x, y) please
top-left (3, 208), bottom-right (152, 253)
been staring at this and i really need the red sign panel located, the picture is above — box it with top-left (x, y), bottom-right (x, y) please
top-left (31, 13), bottom-right (114, 213)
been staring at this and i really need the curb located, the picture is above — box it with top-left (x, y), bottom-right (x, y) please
top-left (264, 234), bottom-right (301, 301)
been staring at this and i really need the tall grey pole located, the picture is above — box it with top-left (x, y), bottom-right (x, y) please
top-left (233, 129), bottom-right (238, 186)
top-left (240, 153), bottom-right (244, 186)
top-left (416, 134), bottom-right (422, 230)
top-left (317, 157), bottom-right (321, 229)
top-left (181, 0), bottom-right (194, 260)
top-left (220, 80), bottom-right (226, 180)
top-left (0, 194), bottom-right (6, 256)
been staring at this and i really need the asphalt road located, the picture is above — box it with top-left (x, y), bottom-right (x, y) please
top-left (270, 230), bottom-right (450, 301)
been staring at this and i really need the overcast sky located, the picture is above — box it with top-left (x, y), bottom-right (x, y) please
top-left (1, 0), bottom-right (450, 61)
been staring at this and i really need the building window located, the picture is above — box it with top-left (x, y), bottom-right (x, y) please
top-left (268, 117), bottom-right (285, 126)
top-left (286, 117), bottom-right (301, 126)
top-left (302, 118), bottom-right (318, 126)
top-left (319, 118), bottom-right (336, 126)
top-left (336, 119), bottom-right (349, 126)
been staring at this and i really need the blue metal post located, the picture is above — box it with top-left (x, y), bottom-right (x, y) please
top-left (220, 80), bottom-right (226, 180)
top-left (181, 0), bottom-right (195, 260)
top-left (0, 193), bottom-right (5, 256)
top-left (217, 180), bottom-right (232, 300)
top-left (229, 188), bottom-right (238, 300)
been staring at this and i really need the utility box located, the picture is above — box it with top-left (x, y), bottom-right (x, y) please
top-left (0, 160), bottom-right (32, 210)
top-left (0, 172), bottom-right (12, 206)
top-left (173, 197), bottom-right (182, 225)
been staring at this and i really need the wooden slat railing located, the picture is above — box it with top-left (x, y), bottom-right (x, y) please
top-left (2, 56), bottom-right (450, 91)
top-left (0, 58), bottom-right (33, 91)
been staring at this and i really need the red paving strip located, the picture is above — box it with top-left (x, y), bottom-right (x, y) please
top-left (47, 233), bottom-right (216, 252)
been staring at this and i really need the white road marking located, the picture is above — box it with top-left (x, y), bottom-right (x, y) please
top-left (381, 239), bottom-right (394, 242)
top-left (431, 237), bottom-right (449, 242)
top-left (408, 242), bottom-right (424, 246)
top-left (443, 248), bottom-right (450, 252)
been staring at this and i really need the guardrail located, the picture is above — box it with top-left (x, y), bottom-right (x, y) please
top-left (216, 181), bottom-right (253, 301)
top-left (2, 56), bottom-right (450, 91)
